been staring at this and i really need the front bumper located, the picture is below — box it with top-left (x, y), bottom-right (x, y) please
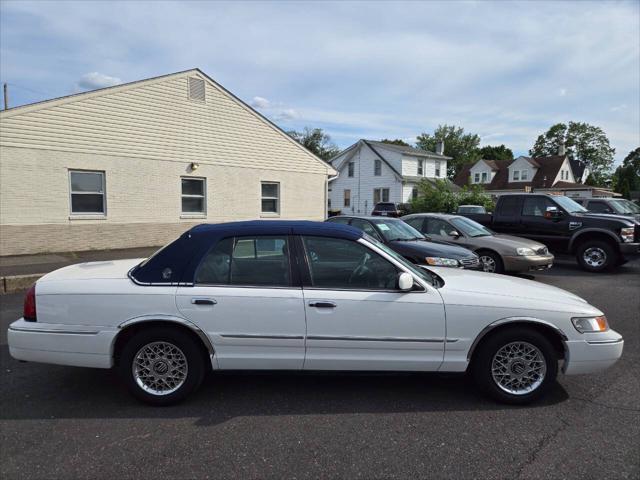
top-left (8, 318), bottom-right (115, 368)
top-left (619, 242), bottom-right (640, 256)
top-left (563, 329), bottom-right (624, 375)
top-left (502, 254), bottom-right (555, 273)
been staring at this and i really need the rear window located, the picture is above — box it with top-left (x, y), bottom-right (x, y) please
top-left (498, 196), bottom-right (520, 216)
top-left (375, 203), bottom-right (396, 211)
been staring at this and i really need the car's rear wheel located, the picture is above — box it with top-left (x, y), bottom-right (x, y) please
top-left (576, 240), bottom-right (617, 272)
top-left (118, 327), bottom-right (205, 405)
top-left (472, 328), bottom-right (558, 404)
top-left (478, 250), bottom-right (504, 274)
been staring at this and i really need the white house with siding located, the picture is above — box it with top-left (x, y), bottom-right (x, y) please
top-left (327, 140), bottom-right (451, 215)
top-left (0, 68), bottom-right (336, 256)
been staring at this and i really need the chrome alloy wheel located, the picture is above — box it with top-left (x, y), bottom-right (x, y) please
top-left (480, 255), bottom-right (496, 272)
top-left (583, 247), bottom-right (607, 268)
top-left (132, 341), bottom-right (188, 396)
top-left (491, 341), bottom-right (547, 395)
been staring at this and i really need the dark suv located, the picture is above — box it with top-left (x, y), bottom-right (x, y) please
top-left (371, 202), bottom-right (403, 217)
top-left (575, 198), bottom-right (640, 222)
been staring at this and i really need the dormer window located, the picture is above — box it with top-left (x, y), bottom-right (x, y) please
top-left (435, 160), bottom-right (441, 177)
top-left (513, 170), bottom-right (520, 181)
top-left (474, 173), bottom-right (480, 183)
top-left (521, 170), bottom-right (528, 181)
top-left (481, 172), bottom-right (488, 183)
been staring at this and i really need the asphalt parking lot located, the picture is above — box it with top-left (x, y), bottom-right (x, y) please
top-left (1, 258), bottom-right (639, 479)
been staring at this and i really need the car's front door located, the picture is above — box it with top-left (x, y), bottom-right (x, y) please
top-left (298, 235), bottom-right (446, 371)
top-left (176, 235), bottom-right (306, 370)
top-left (520, 197), bottom-right (571, 251)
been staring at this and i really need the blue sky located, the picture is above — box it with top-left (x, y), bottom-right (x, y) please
top-left (1, 0), bottom-right (638, 163)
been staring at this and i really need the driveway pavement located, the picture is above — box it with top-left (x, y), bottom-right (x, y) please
top-left (1, 260), bottom-right (638, 479)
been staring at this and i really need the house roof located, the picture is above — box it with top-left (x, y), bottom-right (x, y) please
top-left (0, 68), bottom-right (336, 176)
top-left (454, 155), bottom-right (569, 191)
top-left (569, 158), bottom-right (588, 180)
top-left (365, 140), bottom-right (451, 159)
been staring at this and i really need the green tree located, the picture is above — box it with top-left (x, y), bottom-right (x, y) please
top-left (416, 125), bottom-right (481, 178)
top-left (478, 144), bottom-right (514, 162)
top-left (529, 122), bottom-right (615, 186)
top-left (611, 148), bottom-right (640, 199)
top-left (457, 184), bottom-right (495, 211)
top-left (409, 179), bottom-right (493, 213)
top-left (380, 138), bottom-right (410, 147)
top-left (288, 127), bottom-right (341, 162)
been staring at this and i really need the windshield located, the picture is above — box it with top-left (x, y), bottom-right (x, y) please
top-left (363, 234), bottom-right (442, 288)
top-left (611, 199), bottom-right (640, 214)
top-left (372, 219), bottom-right (425, 242)
top-left (450, 216), bottom-right (493, 237)
top-left (554, 196), bottom-right (588, 213)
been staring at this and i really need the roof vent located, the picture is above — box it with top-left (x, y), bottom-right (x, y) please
top-left (188, 77), bottom-right (205, 102)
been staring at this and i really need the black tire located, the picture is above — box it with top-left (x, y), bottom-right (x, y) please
top-left (478, 250), bottom-right (504, 274)
top-left (118, 327), bottom-right (205, 406)
top-left (575, 240), bottom-right (618, 273)
top-left (472, 327), bottom-right (558, 405)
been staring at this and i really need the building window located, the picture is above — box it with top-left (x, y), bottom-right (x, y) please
top-left (373, 188), bottom-right (390, 204)
top-left (181, 177), bottom-right (206, 215)
top-left (481, 172), bottom-right (488, 183)
top-left (521, 170), bottom-right (529, 181)
top-left (344, 189), bottom-right (351, 207)
top-left (69, 170), bottom-right (106, 215)
top-left (417, 160), bottom-right (424, 176)
top-left (513, 170), bottom-right (520, 181)
top-left (348, 162), bottom-right (354, 177)
top-left (435, 160), bottom-right (441, 177)
top-left (261, 182), bottom-right (280, 214)
top-left (412, 187), bottom-right (419, 200)
top-left (374, 159), bottom-right (382, 176)
top-left (474, 173), bottom-right (480, 183)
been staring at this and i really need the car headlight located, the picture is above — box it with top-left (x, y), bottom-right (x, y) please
top-left (516, 247), bottom-right (535, 256)
top-left (425, 257), bottom-right (460, 267)
top-left (621, 227), bottom-right (635, 243)
top-left (571, 315), bottom-right (609, 333)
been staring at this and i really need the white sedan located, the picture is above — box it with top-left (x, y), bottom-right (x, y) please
top-left (8, 221), bottom-right (623, 405)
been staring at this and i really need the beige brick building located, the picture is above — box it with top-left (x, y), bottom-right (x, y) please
top-left (0, 69), bottom-right (336, 256)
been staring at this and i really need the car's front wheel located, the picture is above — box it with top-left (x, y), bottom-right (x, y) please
top-left (472, 327), bottom-right (558, 404)
top-left (118, 327), bottom-right (206, 405)
top-left (478, 250), bottom-right (504, 274)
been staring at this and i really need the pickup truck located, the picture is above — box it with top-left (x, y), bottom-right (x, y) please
top-left (460, 193), bottom-right (640, 272)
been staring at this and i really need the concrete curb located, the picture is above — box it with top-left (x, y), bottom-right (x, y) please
top-left (1, 274), bottom-right (44, 294)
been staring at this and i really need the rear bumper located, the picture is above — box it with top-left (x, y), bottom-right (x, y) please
top-left (563, 329), bottom-right (624, 375)
top-left (8, 319), bottom-right (116, 369)
top-left (502, 254), bottom-right (554, 273)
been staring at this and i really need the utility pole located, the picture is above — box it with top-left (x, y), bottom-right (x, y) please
top-left (3, 83), bottom-right (7, 110)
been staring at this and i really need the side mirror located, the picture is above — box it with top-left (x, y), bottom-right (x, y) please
top-left (544, 207), bottom-right (563, 220)
top-left (448, 230), bottom-right (460, 238)
top-left (398, 272), bottom-right (414, 291)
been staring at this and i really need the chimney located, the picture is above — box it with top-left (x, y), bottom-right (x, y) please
top-left (558, 140), bottom-right (566, 156)
top-left (435, 141), bottom-right (444, 156)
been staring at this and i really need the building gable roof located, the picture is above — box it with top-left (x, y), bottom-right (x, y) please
top-left (365, 140), bottom-right (451, 159)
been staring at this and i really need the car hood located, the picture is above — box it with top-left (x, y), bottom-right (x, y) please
top-left (482, 234), bottom-right (548, 252)
top-left (431, 266), bottom-right (594, 310)
top-left (388, 239), bottom-right (475, 259)
top-left (576, 212), bottom-right (639, 225)
top-left (38, 258), bottom-right (144, 282)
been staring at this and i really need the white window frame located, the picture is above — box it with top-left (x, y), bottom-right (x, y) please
top-left (181, 176), bottom-right (207, 217)
top-left (373, 188), bottom-right (390, 204)
top-left (417, 159), bottom-right (424, 176)
top-left (374, 159), bottom-right (382, 176)
top-left (260, 181), bottom-right (280, 216)
top-left (521, 170), bottom-right (529, 181)
top-left (434, 160), bottom-right (441, 177)
top-left (513, 170), bottom-right (520, 181)
top-left (474, 173), bottom-right (480, 183)
top-left (344, 189), bottom-right (351, 207)
top-left (69, 169), bottom-right (106, 217)
top-left (348, 162), bottom-right (354, 177)
top-left (481, 172), bottom-right (488, 183)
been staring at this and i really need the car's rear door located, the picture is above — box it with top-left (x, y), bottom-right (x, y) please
top-left (176, 235), bottom-right (306, 369)
top-left (298, 235), bottom-right (446, 371)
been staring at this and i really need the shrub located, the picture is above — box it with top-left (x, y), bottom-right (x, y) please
top-left (409, 179), bottom-right (494, 213)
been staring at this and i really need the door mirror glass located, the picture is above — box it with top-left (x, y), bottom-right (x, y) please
top-left (448, 230), bottom-right (460, 238)
top-left (398, 272), bottom-right (414, 291)
top-left (543, 207), bottom-right (562, 220)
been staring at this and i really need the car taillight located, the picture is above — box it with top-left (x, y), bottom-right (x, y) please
top-left (24, 284), bottom-right (37, 321)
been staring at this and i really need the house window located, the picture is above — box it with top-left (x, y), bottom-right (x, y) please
top-left (474, 173), bottom-right (480, 183)
top-left (521, 170), bottom-right (528, 181)
top-left (348, 162), bottom-right (354, 177)
top-left (513, 170), bottom-right (520, 181)
top-left (69, 170), bottom-right (106, 215)
top-left (181, 177), bottom-right (206, 214)
top-left (417, 160), bottom-right (424, 176)
top-left (344, 189), bottom-right (351, 207)
top-left (261, 182), bottom-right (280, 214)
top-left (412, 187), bottom-right (419, 200)
top-left (481, 172), bottom-right (488, 183)
top-left (374, 159), bottom-right (382, 176)
top-left (373, 188), bottom-right (390, 204)
top-left (435, 160), bottom-right (441, 177)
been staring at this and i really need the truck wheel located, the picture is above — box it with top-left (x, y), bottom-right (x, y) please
top-left (478, 251), bottom-right (504, 274)
top-left (576, 240), bottom-right (617, 272)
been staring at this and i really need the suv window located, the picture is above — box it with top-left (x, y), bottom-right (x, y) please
top-left (498, 196), bottom-right (520, 216)
top-left (375, 203), bottom-right (396, 211)
top-left (587, 201), bottom-right (612, 213)
top-left (522, 197), bottom-right (555, 217)
top-left (302, 236), bottom-right (398, 290)
top-left (350, 219), bottom-right (383, 241)
top-left (196, 236), bottom-right (290, 286)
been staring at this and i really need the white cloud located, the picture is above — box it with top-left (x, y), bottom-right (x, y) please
top-left (273, 108), bottom-right (299, 121)
top-left (559, 88), bottom-right (567, 96)
top-left (250, 96), bottom-right (271, 109)
top-left (76, 72), bottom-right (122, 91)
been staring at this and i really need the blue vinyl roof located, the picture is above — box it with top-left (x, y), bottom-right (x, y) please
top-left (189, 220), bottom-right (363, 241)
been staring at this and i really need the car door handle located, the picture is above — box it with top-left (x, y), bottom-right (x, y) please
top-left (308, 301), bottom-right (336, 308)
top-left (191, 298), bottom-right (217, 305)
